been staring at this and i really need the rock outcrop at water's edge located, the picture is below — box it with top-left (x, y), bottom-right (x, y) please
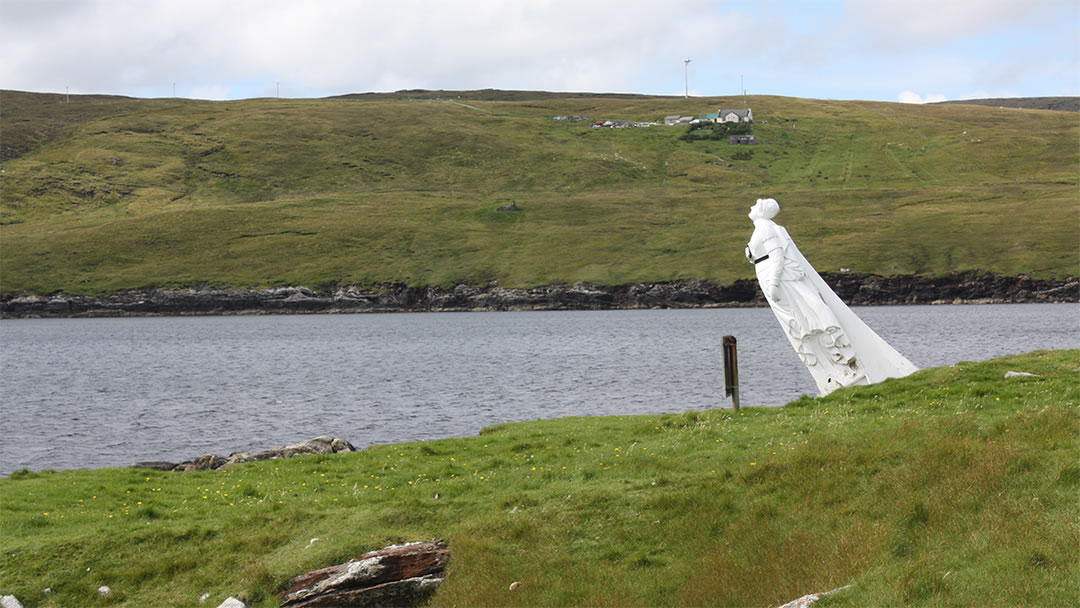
top-left (2, 272), bottom-right (1076, 317)
top-left (132, 435), bottom-right (356, 472)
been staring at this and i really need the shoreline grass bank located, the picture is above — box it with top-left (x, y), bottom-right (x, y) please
top-left (1, 350), bottom-right (1077, 606)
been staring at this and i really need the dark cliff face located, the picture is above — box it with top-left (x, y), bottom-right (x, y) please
top-left (1, 273), bottom-right (1076, 318)
top-left (822, 272), bottom-right (1080, 305)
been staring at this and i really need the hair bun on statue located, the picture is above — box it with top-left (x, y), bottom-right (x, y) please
top-left (756, 198), bottom-right (780, 218)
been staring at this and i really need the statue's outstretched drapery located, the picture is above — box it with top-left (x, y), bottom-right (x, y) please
top-left (746, 198), bottom-right (918, 395)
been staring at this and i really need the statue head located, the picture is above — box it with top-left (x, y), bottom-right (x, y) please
top-left (749, 198), bottom-right (780, 220)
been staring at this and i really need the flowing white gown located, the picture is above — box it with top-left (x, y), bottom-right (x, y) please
top-left (747, 216), bottom-right (918, 395)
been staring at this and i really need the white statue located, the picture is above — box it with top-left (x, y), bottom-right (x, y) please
top-left (746, 198), bottom-right (918, 395)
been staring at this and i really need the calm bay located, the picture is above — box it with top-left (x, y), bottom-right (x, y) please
top-left (1, 303), bottom-right (1077, 475)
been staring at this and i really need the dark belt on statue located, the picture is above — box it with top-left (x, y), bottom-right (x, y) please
top-left (753, 254), bottom-right (769, 264)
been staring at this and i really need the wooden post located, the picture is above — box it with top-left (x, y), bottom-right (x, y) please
top-left (723, 335), bottom-right (740, 412)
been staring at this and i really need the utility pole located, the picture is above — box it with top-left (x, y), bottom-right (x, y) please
top-left (276, 81), bottom-right (280, 98)
top-left (684, 59), bottom-right (692, 98)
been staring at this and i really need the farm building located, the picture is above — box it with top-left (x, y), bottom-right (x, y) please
top-left (665, 115), bottom-right (697, 126)
top-left (718, 108), bottom-right (753, 123)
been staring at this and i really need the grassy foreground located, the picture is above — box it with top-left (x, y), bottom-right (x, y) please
top-left (1, 350), bottom-right (1077, 606)
top-left (1, 91), bottom-right (1077, 296)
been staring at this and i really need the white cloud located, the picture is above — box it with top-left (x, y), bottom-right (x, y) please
top-left (846, 0), bottom-right (1069, 45)
top-left (667, 88), bottom-right (704, 98)
top-left (0, 0), bottom-right (741, 98)
top-left (188, 85), bottom-right (230, 101)
top-left (1, 0), bottom-right (1075, 102)
top-left (898, 91), bottom-right (948, 104)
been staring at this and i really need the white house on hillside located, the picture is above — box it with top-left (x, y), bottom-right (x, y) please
top-left (718, 108), bottom-right (753, 123)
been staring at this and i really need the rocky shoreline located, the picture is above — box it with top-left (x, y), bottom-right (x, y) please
top-left (131, 435), bottom-right (357, 472)
top-left (2, 272), bottom-right (1076, 318)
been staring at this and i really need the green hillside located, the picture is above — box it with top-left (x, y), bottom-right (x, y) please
top-left (1, 90), bottom-right (1077, 295)
top-left (935, 97), bottom-right (1080, 112)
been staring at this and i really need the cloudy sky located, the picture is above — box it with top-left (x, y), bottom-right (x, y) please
top-left (1, 0), bottom-right (1076, 103)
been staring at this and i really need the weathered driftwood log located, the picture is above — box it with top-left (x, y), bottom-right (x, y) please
top-left (280, 540), bottom-right (449, 608)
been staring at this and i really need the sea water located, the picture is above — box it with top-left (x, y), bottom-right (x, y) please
top-left (1, 304), bottom-right (1076, 474)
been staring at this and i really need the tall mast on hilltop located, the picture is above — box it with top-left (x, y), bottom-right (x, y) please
top-left (684, 59), bottom-right (691, 98)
